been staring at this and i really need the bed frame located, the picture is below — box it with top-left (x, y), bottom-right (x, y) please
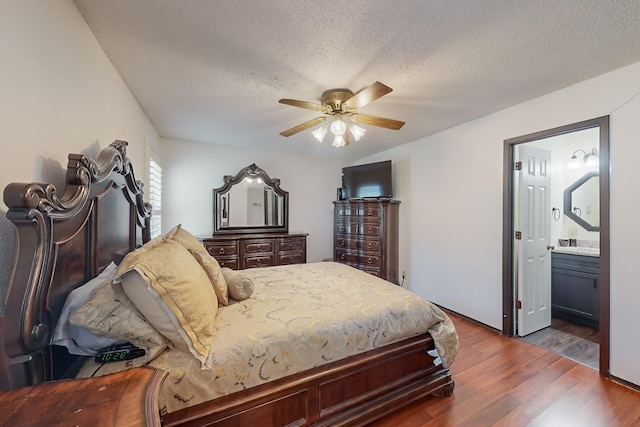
top-left (1, 141), bottom-right (454, 426)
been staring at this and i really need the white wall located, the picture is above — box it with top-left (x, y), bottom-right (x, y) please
top-left (0, 1), bottom-right (159, 308)
top-left (160, 138), bottom-right (344, 263)
top-left (360, 61), bottom-right (640, 386)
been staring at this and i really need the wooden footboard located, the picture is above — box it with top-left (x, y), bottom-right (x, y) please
top-left (161, 333), bottom-right (454, 427)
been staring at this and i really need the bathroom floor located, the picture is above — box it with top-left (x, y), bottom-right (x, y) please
top-left (520, 317), bottom-right (600, 369)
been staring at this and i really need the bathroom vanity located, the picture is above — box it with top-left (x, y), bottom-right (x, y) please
top-left (551, 248), bottom-right (599, 329)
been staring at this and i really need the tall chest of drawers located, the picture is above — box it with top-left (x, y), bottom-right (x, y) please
top-left (201, 232), bottom-right (307, 270)
top-left (334, 199), bottom-right (400, 284)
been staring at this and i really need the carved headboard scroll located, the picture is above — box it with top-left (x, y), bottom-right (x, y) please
top-left (1, 141), bottom-right (151, 390)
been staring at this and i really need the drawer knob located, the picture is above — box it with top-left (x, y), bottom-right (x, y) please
top-left (257, 259), bottom-right (261, 265)
top-left (367, 257), bottom-right (373, 264)
top-left (367, 242), bottom-right (372, 248)
top-left (340, 254), bottom-right (345, 260)
top-left (340, 240), bottom-right (345, 246)
top-left (290, 256), bottom-right (294, 262)
top-left (289, 243), bottom-right (294, 249)
top-left (220, 262), bottom-right (226, 267)
top-left (219, 248), bottom-right (225, 254)
top-left (368, 209), bottom-right (372, 215)
top-left (368, 227), bottom-right (372, 233)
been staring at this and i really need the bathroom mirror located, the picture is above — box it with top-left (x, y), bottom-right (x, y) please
top-left (564, 171), bottom-right (599, 232)
top-left (213, 163), bottom-right (288, 234)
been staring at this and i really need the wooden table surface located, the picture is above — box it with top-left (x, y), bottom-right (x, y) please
top-left (0, 367), bottom-right (167, 427)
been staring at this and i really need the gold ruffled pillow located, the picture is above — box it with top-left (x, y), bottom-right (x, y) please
top-left (68, 281), bottom-right (167, 362)
top-left (114, 237), bottom-right (218, 369)
top-left (165, 224), bottom-right (229, 306)
top-left (221, 267), bottom-right (254, 301)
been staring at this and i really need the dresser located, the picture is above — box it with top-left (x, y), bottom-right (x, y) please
top-left (201, 232), bottom-right (307, 270)
top-left (333, 199), bottom-right (400, 284)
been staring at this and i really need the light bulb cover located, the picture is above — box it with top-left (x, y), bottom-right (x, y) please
top-left (332, 135), bottom-right (346, 147)
top-left (311, 126), bottom-right (328, 142)
top-left (349, 124), bottom-right (366, 141)
top-left (330, 116), bottom-right (347, 136)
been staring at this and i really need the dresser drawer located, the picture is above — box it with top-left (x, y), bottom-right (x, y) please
top-left (204, 242), bottom-right (238, 257)
top-left (279, 238), bottom-right (305, 252)
top-left (216, 258), bottom-right (239, 270)
top-left (245, 255), bottom-right (274, 268)
top-left (335, 250), bottom-right (381, 267)
top-left (335, 206), bottom-right (359, 216)
top-left (336, 223), bottom-right (380, 237)
top-left (279, 253), bottom-right (305, 265)
top-left (335, 237), bottom-right (381, 253)
top-left (355, 206), bottom-right (381, 218)
top-left (243, 240), bottom-right (274, 254)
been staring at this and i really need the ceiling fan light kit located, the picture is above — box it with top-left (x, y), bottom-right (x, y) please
top-left (279, 81), bottom-right (405, 148)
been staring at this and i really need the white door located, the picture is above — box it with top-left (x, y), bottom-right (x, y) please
top-left (517, 145), bottom-right (552, 336)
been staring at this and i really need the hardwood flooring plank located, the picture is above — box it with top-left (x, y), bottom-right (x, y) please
top-left (372, 314), bottom-right (640, 427)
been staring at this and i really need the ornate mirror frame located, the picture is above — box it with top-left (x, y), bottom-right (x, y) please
top-left (213, 163), bottom-right (289, 234)
top-left (563, 171), bottom-right (599, 232)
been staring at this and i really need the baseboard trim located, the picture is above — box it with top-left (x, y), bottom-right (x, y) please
top-left (610, 375), bottom-right (640, 393)
top-left (436, 305), bottom-right (502, 335)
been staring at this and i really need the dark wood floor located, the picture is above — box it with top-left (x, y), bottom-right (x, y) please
top-left (373, 313), bottom-right (640, 427)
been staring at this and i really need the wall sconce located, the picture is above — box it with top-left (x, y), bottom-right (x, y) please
top-left (569, 148), bottom-right (599, 169)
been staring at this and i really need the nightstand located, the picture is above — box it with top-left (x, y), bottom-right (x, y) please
top-left (0, 367), bottom-right (167, 426)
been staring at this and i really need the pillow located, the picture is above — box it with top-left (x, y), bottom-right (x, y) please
top-left (165, 224), bottom-right (229, 305)
top-left (68, 280), bottom-right (168, 362)
top-left (114, 238), bottom-right (218, 369)
top-left (52, 262), bottom-right (122, 355)
top-left (221, 267), bottom-right (254, 301)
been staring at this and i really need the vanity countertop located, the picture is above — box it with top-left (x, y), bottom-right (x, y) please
top-left (552, 246), bottom-right (600, 257)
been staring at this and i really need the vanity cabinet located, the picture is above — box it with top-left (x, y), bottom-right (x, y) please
top-left (202, 233), bottom-right (307, 270)
top-left (334, 199), bottom-right (400, 284)
top-left (551, 252), bottom-right (599, 328)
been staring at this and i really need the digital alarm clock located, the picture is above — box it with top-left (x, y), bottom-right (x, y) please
top-left (95, 343), bottom-right (146, 363)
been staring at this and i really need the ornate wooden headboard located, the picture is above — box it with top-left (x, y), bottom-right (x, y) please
top-left (0, 141), bottom-right (150, 391)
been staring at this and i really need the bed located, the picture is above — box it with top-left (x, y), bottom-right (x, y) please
top-left (1, 141), bottom-right (458, 426)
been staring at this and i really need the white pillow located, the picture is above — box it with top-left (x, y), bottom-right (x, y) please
top-left (52, 262), bottom-right (123, 355)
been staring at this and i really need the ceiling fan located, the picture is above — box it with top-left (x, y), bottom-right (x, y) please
top-left (278, 81), bottom-right (405, 147)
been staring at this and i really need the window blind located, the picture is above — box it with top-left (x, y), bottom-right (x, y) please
top-left (149, 158), bottom-right (163, 238)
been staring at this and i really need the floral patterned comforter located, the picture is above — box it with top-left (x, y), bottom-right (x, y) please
top-left (77, 262), bottom-right (459, 414)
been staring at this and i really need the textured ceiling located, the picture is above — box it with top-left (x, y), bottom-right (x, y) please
top-left (74, 0), bottom-right (640, 161)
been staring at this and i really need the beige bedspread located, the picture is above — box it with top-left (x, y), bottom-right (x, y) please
top-left (77, 262), bottom-right (459, 414)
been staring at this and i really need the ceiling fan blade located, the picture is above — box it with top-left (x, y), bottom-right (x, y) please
top-left (279, 98), bottom-right (330, 113)
top-left (279, 117), bottom-right (327, 137)
top-left (349, 113), bottom-right (405, 130)
top-left (343, 81), bottom-right (393, 110)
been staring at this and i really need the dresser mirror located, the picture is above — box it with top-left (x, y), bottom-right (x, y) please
top-left (213, 163), bottom-right (289, 234)
top-left (563, 171), bottom-right (599, 232)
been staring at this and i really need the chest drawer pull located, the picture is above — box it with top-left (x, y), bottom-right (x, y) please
top-left (367, 242), bottom-right (373, 249)
top-left (219, 248), bottom-right (225, 254)
top-left (368, 227), bottom-right (373, 233)
top-left (220, 262), bottom-right (226, 267)
top-left (256, 259), bottom-right (261, 266)
top-left (340, 240), bottom-right (345, 246)
top-left (289, 243), bottom-right (294, 249)
top-left (367, 257), bottom-right (373, 264)
top-left (290, 256), bottom-right (294, 262)
top-left (340, 253), bottom-right (345, 260)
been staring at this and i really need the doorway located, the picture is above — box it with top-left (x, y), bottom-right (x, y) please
top-left (502, 116), bottom-right (610, 377)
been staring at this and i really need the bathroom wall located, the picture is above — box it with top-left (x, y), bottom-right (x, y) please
top-left (527, 127), bottom-right (600, 248)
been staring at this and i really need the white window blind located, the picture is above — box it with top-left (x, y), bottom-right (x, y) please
top-left (149, 158), bottom-right (163, 238)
